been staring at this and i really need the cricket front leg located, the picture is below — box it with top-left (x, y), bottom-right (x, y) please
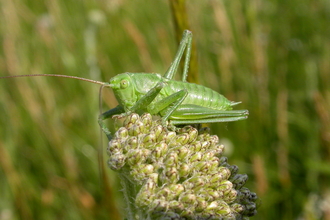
top-left (102, 81), bottom-right (167, 135)
top-left (98, 105), bottom-right (125, 140)
top-left (130, 81), bottom-right (167, 113)
top-left (108, 81), bottom-right (167, 122)
top-left (148, 90), bottom-right (188, 129)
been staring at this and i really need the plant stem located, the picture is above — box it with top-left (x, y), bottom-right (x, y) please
top-left (118, 169), bottom-right (143, 220)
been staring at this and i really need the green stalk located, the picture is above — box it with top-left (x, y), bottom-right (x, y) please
top-left (118, 170), bottom-right (142, 220)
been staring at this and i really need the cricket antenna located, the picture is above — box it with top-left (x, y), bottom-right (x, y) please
top-left (0, 74), bottom-right (107, 86)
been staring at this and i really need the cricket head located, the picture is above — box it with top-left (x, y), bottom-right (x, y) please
top-left (108, 73), bottom-right (137, 109)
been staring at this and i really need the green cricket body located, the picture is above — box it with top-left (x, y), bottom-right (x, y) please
top-left (0, 30), bottom-right (248, 141)
top-left (97, 30), bottom-right (248, 139)
top-left (110, 72), bottom-right (236, 118)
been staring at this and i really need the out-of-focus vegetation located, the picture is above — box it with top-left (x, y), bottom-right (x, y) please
top-left (1, 0), bottom-right (330, 219)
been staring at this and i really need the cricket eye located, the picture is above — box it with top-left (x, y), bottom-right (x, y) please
top-left (120, 79), bottom-right (129, 89)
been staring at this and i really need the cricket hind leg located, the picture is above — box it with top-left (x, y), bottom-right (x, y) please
top-left (163, 30), bottom-right (192, 82)
top-left (168, 104), bottom-right (249, 125)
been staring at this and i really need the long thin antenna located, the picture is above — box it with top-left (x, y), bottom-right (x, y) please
top-left (0, 74), bottom-right (106, 86)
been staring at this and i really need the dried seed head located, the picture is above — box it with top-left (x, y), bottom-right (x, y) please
top-left (108, 152), bottom-right (125, 170)
top-left (164, 167), bottom-right (180, 183)
top-left (168, 200), bottom-right (184, 212)
top-left (141, 132), bottom-right (156, 148)
top-left (124, 113), bottom-right (140, 125)
top-left (162, 131), bottom-right (176, 144)
top-left (140, 113), bottom-right (152, 129)
top-left (179, 193), bottom-right (197, 205)
top-left (213, 143), bottom-right (225, 156)
top-left (150, 142), bottom-right (168, 163)
top-left (115, 127), bottom-right (128, 139)
top-left (107, 113), bottom-right (258, 219)
top-left (223, 189), bottom-right (238, 203)
top-left (150, 199), bottom-right (168, 213)
top-left (195, 197), bottom-right (208, 212)
top-left (178, 163), bottom-right (191, 177)
top-left (176, 146), bottom-right (190, 160)
top-left (230, 174), bottom-right (248, 190)
top-left (189, 152), bottom-right (203, 163)
top-left (164, 152), bottom-right (179, 167)
top-left (107, 139), bottom-right (121, 154)
top-left (151, 124), bottom-right (164, 141)
top-left (125, 136), bottom-right (139, 150)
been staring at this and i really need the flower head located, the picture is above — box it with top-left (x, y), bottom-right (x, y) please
top-left (108, 113), bottom-right (258, 219)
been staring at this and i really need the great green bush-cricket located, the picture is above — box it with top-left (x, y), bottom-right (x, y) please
top-left (1, 30), bottom-right (248, 141)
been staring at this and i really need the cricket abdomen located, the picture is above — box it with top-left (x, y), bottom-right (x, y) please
top-left (165, 80), bottom-right (233, 111)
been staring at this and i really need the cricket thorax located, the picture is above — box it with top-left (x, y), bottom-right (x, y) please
top-left (130, 73), bottom-right (163, 94)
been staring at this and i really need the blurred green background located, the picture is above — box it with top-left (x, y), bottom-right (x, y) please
top-left (1, 0), bottom-right (330, 219)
